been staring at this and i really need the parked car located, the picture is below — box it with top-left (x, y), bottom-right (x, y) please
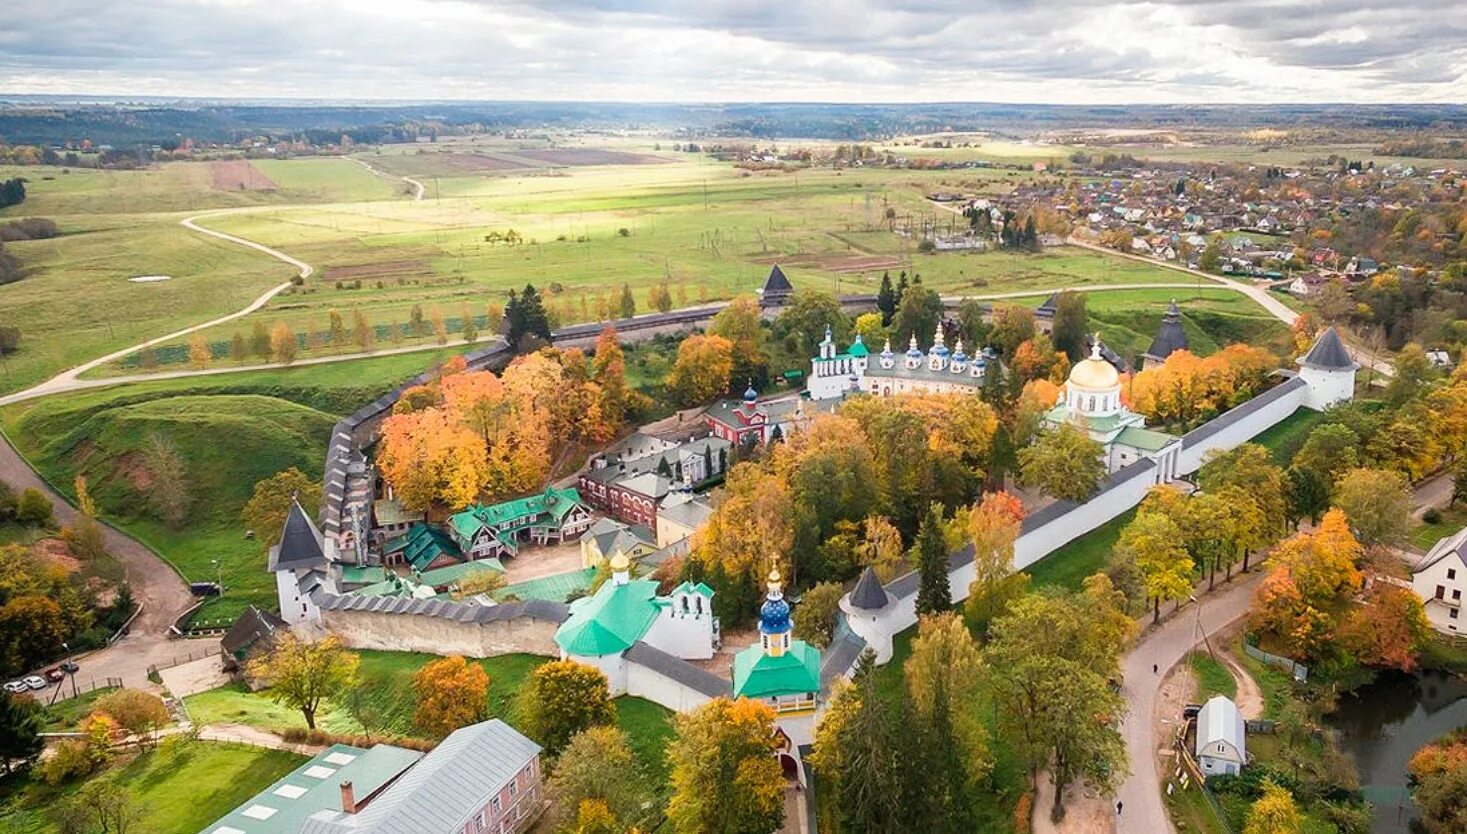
top-left (60, 661), bottom-right (79, 674)
top-left (45, 667), bottom-right (64, 683)
top-left (3, 680), bottom-right (28, 694)
top-left (23, 675), bottom-right (48, 690)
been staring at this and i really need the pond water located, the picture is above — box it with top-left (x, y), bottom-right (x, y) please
top-left (1326, 668), bottom-right (1467, 833)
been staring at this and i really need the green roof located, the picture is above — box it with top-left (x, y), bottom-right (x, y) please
top-left (417, 558), bottom-right (504, 587)
top-left (201, 743), bottom-right (422, 834)
top-left (496, 567), bottom-right (598, 603)
top-left (448, 487), bottom-right (587, 541)
top-left (846, 339), bottom-right (870, 358)
top-left (355, 574), bottom-right (437, 599)
top-left (339, 565), bottom-right (387, 585)
top-left (1114, 425), bottom-right (1180, 452)
top-left (385, 523), bottom-right (463, 571)
top-left (1044, 404), bottom-right (1136, 434)
top-left (732, 641), bottom-right (822, 700)
top-left (554, 578), bottom-right (664, 656)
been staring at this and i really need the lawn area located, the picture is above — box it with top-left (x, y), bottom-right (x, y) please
top-left (0, 741), bottom-right (304, 833)
top-left (1024, 508), bottom-right (1136, 592)
top-left (0, 349), bottom-right (465, 622)
top-left (1412, 505), bottom-right (1467, 551)
top-left (1188, 651), bottom-right (1237, 701)
top-left (182, 649), bottom-right (675, 781)
top-left (1235, 644), bottom-right (1296, 721)
top-left (40, 686), bottom-right (120, 731)
top-left (1166, 782), bottom-right (1230, 834)
top-left (1252, 407), bottom-right (1328, 466)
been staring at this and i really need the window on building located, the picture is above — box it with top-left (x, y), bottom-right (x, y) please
top-left (1452, 608), bottom-right (1460, 620)
top-left (1439, 585), bottom-right (1447, 599)
top-left (491, 796), bottom-right (501, 813)
top-left (476, 811), bottom-right (486, 830)
top-left (508, 780), bottom-right (517, 798)
top-left (1451, 568), bottom-right (1458, 580)
top-left (1456, 589), bottom-right (1463, 601)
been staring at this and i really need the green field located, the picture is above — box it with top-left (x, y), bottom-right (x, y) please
top-left (1189, 651), bottom-right (1237, 701)
top-left (0, 349), bottom-right (468, 621)
top-left (184, 649), bottom-right (674, 783)
top-left (0, 741), bottom-right (304, 834)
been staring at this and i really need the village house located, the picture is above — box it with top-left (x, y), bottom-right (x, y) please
top-left (1412, 527), bottom-right (1467, 633)
top-left (656, 492), bottom-right (714, 548)
top-left (1195, 695), bottom-right (1247, 777)
top-left (579, 517), bottom-right (657, 569)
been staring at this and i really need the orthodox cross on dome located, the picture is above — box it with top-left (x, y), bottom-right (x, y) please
top-left (1091, 332), bottom-right (1104, 360)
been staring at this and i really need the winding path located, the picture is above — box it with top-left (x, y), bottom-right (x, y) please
top-left (348, 156), bottom-right (426, 201)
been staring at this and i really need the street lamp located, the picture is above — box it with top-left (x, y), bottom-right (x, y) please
top-left (212, 559), bottom-right (224, 596)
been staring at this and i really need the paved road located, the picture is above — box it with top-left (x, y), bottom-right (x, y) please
top-left (1413, 470), bottom-right (1453, 521)
top-left (0, 428), bottom-right (195, 690)
top-left (348, 156), bottom-right (425, 201)
top-left (1115, 574), bottom-right (1264, 834)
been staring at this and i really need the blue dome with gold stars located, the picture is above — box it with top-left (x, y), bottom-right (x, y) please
top-left (757, 568), bottom-right (791, 635)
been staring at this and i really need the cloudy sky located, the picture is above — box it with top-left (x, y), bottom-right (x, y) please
top-left (2, 0), bottom-right (1465, 103)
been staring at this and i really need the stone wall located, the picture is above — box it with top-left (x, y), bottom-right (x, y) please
top-left (317, 598), bottom-right (563, 658)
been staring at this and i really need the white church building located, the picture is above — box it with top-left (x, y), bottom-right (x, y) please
top-left (808, 323), bottom-right (989, 400)
top-left (1043, 335), bottom-right (1183, 481)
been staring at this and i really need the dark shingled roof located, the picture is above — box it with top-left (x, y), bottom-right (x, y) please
top-left (762, 264), bottom-right (793, 293)
top-left (1144, 300), bottom-right (1188, 362)
top-left (268, 500), bottom-right (327, 572)
top-left (1297, 326), bottom-right (1357, 371)
top-left (625, 641), bottom-right (729, 698)
top-left (221, 606), bottom-right (287, 657)
top-left (820, 627), bottom-right (867, 690)
top-left (848, 566), bottom-right (889, 610)
top-left (1036, 293), bottom-right (1058, 318)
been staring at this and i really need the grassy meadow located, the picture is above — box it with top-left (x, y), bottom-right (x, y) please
top-left (0, 349), bottom-right (470, 621)
top-left (0, 741), bottom-right (304, 834)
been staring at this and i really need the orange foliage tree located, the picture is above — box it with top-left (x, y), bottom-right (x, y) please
top-left (666, 333), bottom-right (734, 406)
top-left (412, 655), bottom-right (489, 738)
top-left (1248, 509), bottom-right (1364, 661)
top-left (1128, 345), bottom-right (1276, 428)
top-left (1337, 582), bottom-right (1430, 672)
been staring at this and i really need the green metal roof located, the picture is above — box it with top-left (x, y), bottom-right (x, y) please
top-left (1114, 425), bottom-right (1180, 452)
top-left (200, 743), bottom-right (422, 834)
top-left (385, 522), bottom-right (463, 572)
top-left (447, 487), bottom-right (587, 543)
top-left (846, 339), bottom-right (870, 358)
top-left (339, 565), bottom-right (387, 585)
top-left (417, 559), bottom-right (504, 588)
top-left (732, 641), bottom-right (822, 700)
top-left (554, 578), bottom-right (664, 657)
top-left (496, 567), bottom-right (598, 603)
top-left (354, 574), bottom-right (436, 599)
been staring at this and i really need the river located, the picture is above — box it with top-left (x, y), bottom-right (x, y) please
top-left (1326, 668), bottom-right (1467, 833)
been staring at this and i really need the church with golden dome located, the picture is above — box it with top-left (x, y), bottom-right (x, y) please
top-left (1044, 334), bottom-right (1182, 481)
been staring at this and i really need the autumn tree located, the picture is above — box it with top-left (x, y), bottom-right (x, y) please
top-left (412, 656), bottom-right (489, 738)
top-left (666, 333), bottom-right (734, 406)
top-left (270, 320), bottom-right (298, 364)
top-left (774, 289), bottom-right (848, 359)
top-left (377, 407), bottom-right (492, 511)
top-left (592, 327), bottom-right (632, 429)
top-left (963, 491), bottom-right (1029, 634)
top-left (1200, 444), bottom-right (1287, 568)
top-left (351, 307), bottom-right (374, 350)
top-left (247, 634), bottom-right (359, 730)
top-left (1337, 583), bottom-right (1430, 671)
top-left (242, 467), bottom-right (322, 547)
top-left (188, 333), bottom-right (211, 369)
top-left (1291, 423), bottom-right (1360, 487)
top-left (688, 463), bottom-right (792, 621)
top-left (64, 475), bottom-right (107, 562)
top-left (666, 698), bottom-right (784, 834)
top-left (250, 320), bottom-right (271, 358)
top-left (1243, 780), bottom-right (1303, 834)
top-left (94, 689), bottom-right (169, 746)
top-left (708, 295), bottom-right (768, 389)
top-left (1118, 510), bottom-right (1195, 622)
top-left (1332, 467), bottom-right (1412, 548)
top-left (1018, 423), bottom-right (1106, 502)
top-left (518, 660), bottom-right (615, 757)
top-left (914, 503), bottom-right (951, 615)
top-left (990, 303), bottom-right (1036, 356)
top-left (549, 726), bottom-right (644, 832)
top-left (1249, 510), bottom-right (1363, 660)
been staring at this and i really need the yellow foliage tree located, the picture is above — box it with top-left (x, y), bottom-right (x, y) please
top-left (666, 698), bottom-right (784, 834)
top-left (412, 656), bottom-right (489, 738)
top-left (666, 333), bottom-right (734, 406)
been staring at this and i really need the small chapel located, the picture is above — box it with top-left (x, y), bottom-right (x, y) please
top-left (732, 567), bottom-right (821, 714)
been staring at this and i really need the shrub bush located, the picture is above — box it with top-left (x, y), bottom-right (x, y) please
top-left (1423, 508), bottom-right (1442, 524)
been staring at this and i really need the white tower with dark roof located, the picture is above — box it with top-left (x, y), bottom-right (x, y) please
top-left (1297, 326), bottom-right (1358, 411)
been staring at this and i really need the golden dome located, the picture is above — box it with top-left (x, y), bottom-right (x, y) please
top-left (1068, 358), bottom-right (1120, 390)
top-left (1067, 334), bottom-right (1120, 390)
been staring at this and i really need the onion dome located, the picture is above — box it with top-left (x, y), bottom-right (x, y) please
top-left (951, 338), bottom-right (967, 363)
top-left (905, 334), bottom-right (923, 359)
top-left (743, 383), bottom-right (758, 403)
top-left (880, 338), bottom-right (894, 359)
top-left (758, 567), bottom-right (791, 635)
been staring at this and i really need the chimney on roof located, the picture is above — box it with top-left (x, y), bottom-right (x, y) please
top-left (340, 781), bottom-right (357, 814)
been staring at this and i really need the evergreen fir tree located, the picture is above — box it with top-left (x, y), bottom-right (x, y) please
top-left (618, 283), bottom-right (636, 319)
top-left (836, 671), bottom-right (903, 833)
top-left (877, 272), bottom-right (896, 326)
top-left (0, 691), bottom-right (45, 773)
top-left (507, 284), bottom-right (551, 352)
top-left (914, 503), bottom-right (951, 615)
top-left (895, 273), bottom-right (909, 308)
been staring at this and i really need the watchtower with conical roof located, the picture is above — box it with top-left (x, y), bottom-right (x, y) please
top-left (1297, 326), bottom-right (1358, 410)
top-left (1142, 300), bottom-right (1189, 369)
